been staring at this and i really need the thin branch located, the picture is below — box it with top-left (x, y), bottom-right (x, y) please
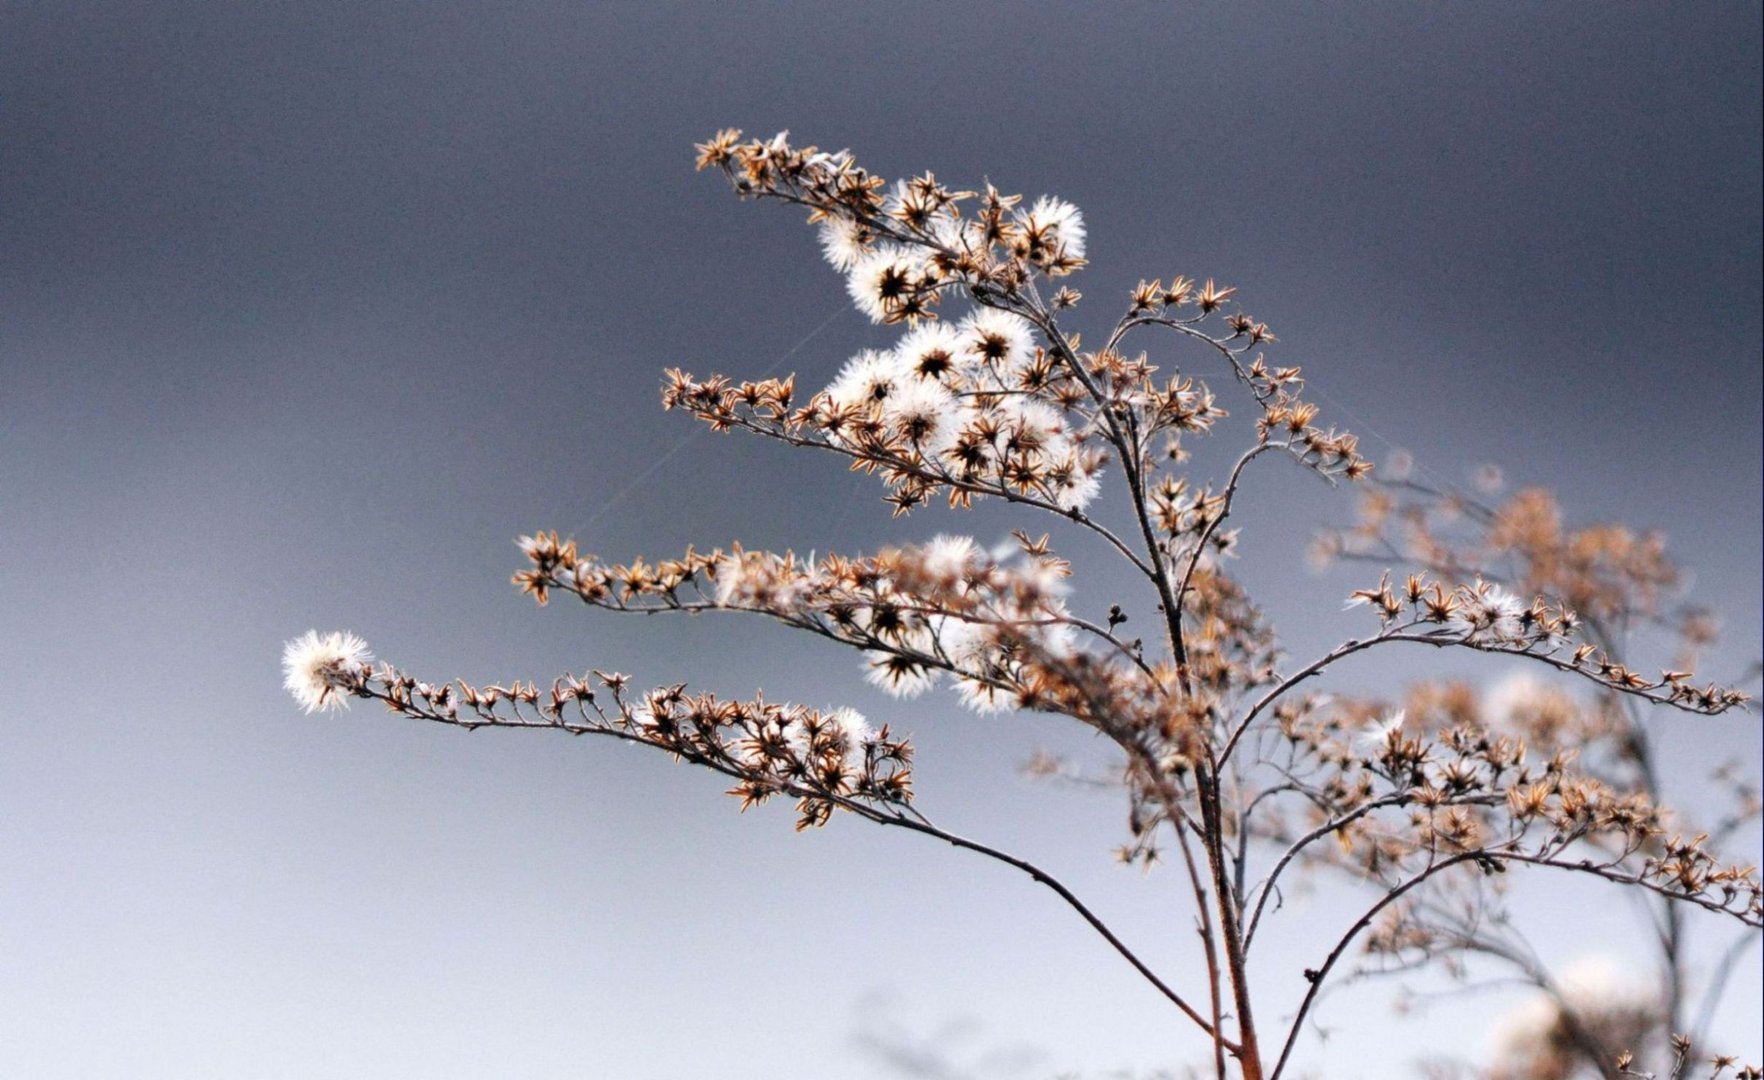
top-left (1691, 930), bottom-right (1761, 1050)
top-left (874, 810), bottom-right (1229, 1045)
top-left (354, 680), bottom-right (1228, 1046)
top-left (1173, 442), bottom-right (1277, 614)
top-left (1242, 794), bottom-right (1411, 951)
top-left (1224, 620), bottom-right (1735, 771)
top-left (1268, 843), bottom-right (1762, 1080)
top-left (699, 410), bottom-right (1160, 581)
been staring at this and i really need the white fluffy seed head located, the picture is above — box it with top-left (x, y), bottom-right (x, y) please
top-left (894, 322), bottom-right (972, 384)
top-left (882, 377), bottom-right (960, 457)
top-left (920, 535), bottom-right (980, 585)
top-left (818, 216), bottom-right (870, 272)
top-left (1021, 195), bottom-right (1086, 260)
top-left (1000, 399), bottom-right (1069, 456)
top-left (1453, 583), bottom-right (1528, 642)
top-left (282, 630), bottom-right (373, 714)
top-left (846, 244), bottom-right (920, 323)
top-left (1354, 709), bottom-right (1407, 755)
top-left (826, 706), bottom-right (876, 763)
top-left (863, 652), bottom-right (938, 699)
top-left (959, 308), bottom-right (1035, 374)
top-left (713, 551), bottom-right (808, 612)
top-left (955, 675), bottom-right (1012, 714)
top-left (826, 349), bottom-right (906, 412)
top-left (1051, 467), bottom-right (1101, 511)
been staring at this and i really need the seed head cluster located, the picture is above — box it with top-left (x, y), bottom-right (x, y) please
top-left (281, 129), bottom-right (1759, 1079)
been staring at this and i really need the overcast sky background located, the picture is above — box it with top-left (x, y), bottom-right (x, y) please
top-left (3, 3), bottom-right (1760, 1077)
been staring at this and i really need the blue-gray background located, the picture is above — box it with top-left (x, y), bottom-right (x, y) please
top-left (3, 3), bottom-right (1759, 1076)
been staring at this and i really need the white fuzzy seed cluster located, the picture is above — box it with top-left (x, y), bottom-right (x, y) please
top-left (281, 630), bottom-right (373, 713)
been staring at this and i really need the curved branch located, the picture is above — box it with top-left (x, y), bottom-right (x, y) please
top-left (1113, 316), bottom-right (1271, 404)
top-left (1221, 624), bottom-right (1422, 766)
top-left (1224, 618), bottom-right (1736, 771)
top-left (875, 811), bottom-right (1229, 1044)
top-left (698, 410), bottom-right (1160, 581)
top-left (1242, 794), bottom-right (1411, 951)
top-left (1692, 930), bottom-right (1762, 1050)
top-left (352, 679), bottom-right (1227, 1046)
top-left (557, 578), bottom-right (1169, 695)
top-left (1268, 842), bottom-right (1761, 1080)
top-left (1174, 441), bottom-right (1277, 612)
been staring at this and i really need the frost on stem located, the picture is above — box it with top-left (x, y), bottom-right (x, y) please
top-left (282, 129), bottom-right (1759, 1079)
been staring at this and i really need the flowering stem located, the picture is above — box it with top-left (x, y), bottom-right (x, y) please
top-left (1011, 298), bottom-right (1195, 680)
top-left (709, 411), bottom-right (1160, 580)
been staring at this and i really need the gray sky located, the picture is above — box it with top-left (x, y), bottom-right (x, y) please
top-left (3, 3), bottom-right (1759, 1077)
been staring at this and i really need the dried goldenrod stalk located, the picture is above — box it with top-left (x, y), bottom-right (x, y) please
top-left (285, 129), bottom-right (1759, 1079)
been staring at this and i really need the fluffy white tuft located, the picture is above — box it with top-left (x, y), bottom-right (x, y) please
top-left (845, 245), bottom-right (920, 324)
top-left (955, 675), bottom-right (1013, 714)
top-left (826, 706), bottom-right (876, 762)
top-left (282, 630), bottom-right (373, 714)
top-left (893, 322), bottom-right (971, 384)
top-left (1453, 582), bottom-right (1528, 642)
top-left (863, 652), bottom-right (938, 699)
top-left (881, 377), bottom-right (960, 457)
top-left (1353, 709), bottom-right (1406, 755)
top-left (825, 349), bottom-right (906, 411)
top-left (1021, 195), bottom-right (1087, 259)
top-left (818, 217), bottom-right (870, 272)
top-left (959, 308), bottom-right (1035, 374)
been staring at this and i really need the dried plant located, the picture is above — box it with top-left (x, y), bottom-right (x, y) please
top-left (1310, 478), bottom-right (1763, 1077)
top-left (282, 130), bottom-right (1760, 1078)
